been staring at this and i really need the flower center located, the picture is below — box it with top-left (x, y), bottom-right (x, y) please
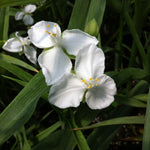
top-left (45, 24), bottom-right (57, 37)
top-left (22, 39), bottom-right (30, 45)
top-left (81, 77), bottom-right (100, 89)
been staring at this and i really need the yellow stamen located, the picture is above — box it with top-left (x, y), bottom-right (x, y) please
top-left (89, 77), bottom-right (93, 80)
top-left (45, 31), bottom-right (51, 34)
top-left (47, 24), bottom-right (50, 27)
top-left (96, 78), bottom-right (99, 82)
top-left (52, 33), bottom-right (56, 36)
top-left (81, 79), bottom-right (85, 82)
top-left (88, 85), bottom-right (91, 89)
top-left (84, 82), bottom-right (88, 85)
top-left (54, 24), bottom-right (57, 27)
top-left (96, 84), bottom-right (99, 86)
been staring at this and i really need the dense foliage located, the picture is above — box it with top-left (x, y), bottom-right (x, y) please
top-left (0, 0), bottom-right (150, 150)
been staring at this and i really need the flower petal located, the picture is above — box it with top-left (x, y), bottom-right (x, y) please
top-left (24, 45), bottom-right (37, 64)
top-left (24, 4), bottom-right (36, 13)
top-left (86, 74), bottom-right (117, 109)
top-left (38, 47), bottom-right (72, 85)
top-left (28, 21), bottom-right (61, 48)
top-left (61, 29), bottom-right (99, 55)
top-left (23, 15), bottom-right (34, 25)
top-left (15, 12), bottom-right (24, 20)
top-left (49, 73), bottom-right (85, 108)
top-left (75, 44), bottom-right (105, 80)
top-left (2, 38), bottom-right (22, 52)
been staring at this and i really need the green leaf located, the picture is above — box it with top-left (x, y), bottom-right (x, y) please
top-left (0, 40), bottom-right (5, 48)
top-left (14, 127), bottom-right (31, 150)
top-left (36, 121), bottom-right (64, 141)
top-left (0, 53), bottom-right (38, 72)
top-left (87, 106), bottom-right (131, 150)
top-left (0, 59), bottom-right (33, 81)
top-left (8, 8), bottom-right (19, 16)
top-left (68, 0), bottom-right (90, 30)
top-left (133, 94), bottom-right (148, 102)
top-left (32, 130), bottom-right (75, 150)
top-left (85, 0), bottom-right (106, 36)
top-left (124, 10), bottom-right (148, 71)
top-left (75, 116), bottom-right (145, 130)
top-left (142, 88), bottom-right (150, 150)
top-left (65, 109), bottom-right (90, 150)
top-left (134, 0), bottom-right (150, 35)
top-left (88, 126), bottom-right (119, 150)
top-left (127, 80), bottom-right (149, 97)
top-left (107, 0), bottom-right (122, 13)
top-left (1, 75), bottom-right (27, 86)
top-left (0, 71), bottom-right (49, 144)
top-left (0, 0), bottom-right (41, 8)
top-left (115, 80), bottom-right (149, 108)
top-left (108, 68), bottom-right (150, 86)
top-left (116, 95), bottom-right (146, 108)
top-left (0, 7), bottom-right (9, 40)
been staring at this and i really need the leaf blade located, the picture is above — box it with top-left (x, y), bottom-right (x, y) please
top-left (142, 88), bottom-right (150, 150)
top-left (75, 116), bottom-right (145, 130)
top-left (0, 53), bottom-right (38, 72)
top-left (0, 0), bottom-right (41, 8)
top-left (0, 71), bottom-right (49, 144)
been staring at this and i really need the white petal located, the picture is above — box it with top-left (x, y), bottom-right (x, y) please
top-left (2, 38), bottom-right (22, 52)
top-left (15, 12), bottom-right (24, 20)
top-left (24, 4), bottom-right (36, 13)
top-left (24, 45), bottom-right (37, 64)
top-left (23, 15), bottom-right (34, 25)
top-left (86, 74), bottom-right (117, 110)
top-left (75, 44), bottom-right (105, 80)
top-left (38, 47), bottom-right (72, 85)
top-left (61, 29), bottom-right (99, 55)
top-left (49, 73), bottom-right (86, 108)
top-left (28, 21), bottom-right (61, 48)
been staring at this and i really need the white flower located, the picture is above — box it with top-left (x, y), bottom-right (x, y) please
top-left (2, 32), bottom-right (37, 64)
top-left (48, 44), bottom-right (117, 109)
top-left (15, 4), bottom-right (36, 25)
top-left (28, 21), bottom-right (98, 85)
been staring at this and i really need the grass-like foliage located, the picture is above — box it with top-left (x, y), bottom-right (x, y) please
top-left (0, 0), bottom-right (150, 150)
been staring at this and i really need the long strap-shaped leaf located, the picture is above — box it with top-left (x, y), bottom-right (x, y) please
top-left (0, 7), bottom-right (9, 40)
top-left (68, 0), bottom-right (90, 30)
top-left (0, 0), bottom-right (41, 8)
top-left (124, 10), bottom-right (148, 71)
top-left (142, 88), bottom-right (150, 150)
top-left (0, 53), bottom-right (38, 72)
top-left (68, 0), bottom-right (106, 36)
top-left (84, 0), bottom-right (106, 36)
top-left (73, 116), bottom-right (145, 130)
top-left (0, 59), bottom-right (32, 81)
top-left (0, 71), bottom-right (49, 144)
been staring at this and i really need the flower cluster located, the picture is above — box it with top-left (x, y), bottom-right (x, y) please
top-left (2, 19), bottom-right (117, 110)
top-left (3, 32), bottom-right (37, 64)
top-left (15, 4), bottom-right (36, 25)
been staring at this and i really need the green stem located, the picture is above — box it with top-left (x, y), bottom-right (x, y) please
top-left (67, 109), bottom-right (90, 150)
